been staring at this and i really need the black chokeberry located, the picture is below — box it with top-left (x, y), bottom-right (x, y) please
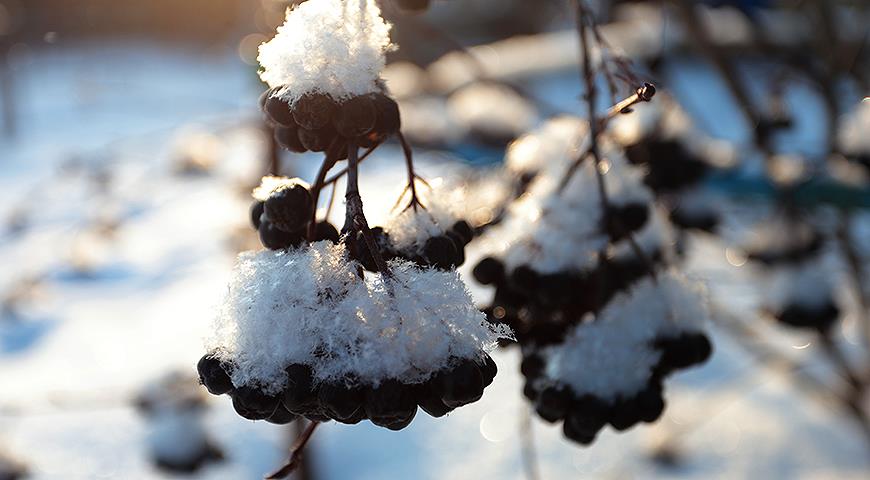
top-left (446, 232), bottom-right (466, 266)
top-left (511, 265), bottom-right (539, 291)
top-left (334, 95), bottom-right (377, 138)
top-left (259, 219), bottom-right (306, 250)
top-left (636, 386), bottom-right (665, 423)
top-left (367, 92), bottom-right (401, 142)
top-left (655, 333), bottom-right (712, 372)
top-left (414, 381), bottom-right (453, 418)
top-left (266, 405), bottom-right (299, 425)
top-left (436, 361), bottom-right (484, 408)
top-left (274, 126), bottom-right (308, 153)
top-left (314, 221), bottom-right (340, 244)
top-left (535, 385), bottom-right (571, 423)
top-left (293, 93), bottom-right (338, 131)
top-left (264, 182), bottom-right (312, 232)
top-left (232, 386), bottom-right (280, 420)
top-left (479, 354), bottom-right (497, 387)
top-left (197, 354), bottom-right (234, 395)
top-left (609, 396), bottom-right (642, 431)
top-left (563, 396), bottom-right (609, 445)
top-left (451, 220), bottom-right (474, 245)
top-left (423, 235), bottom-right (459, 269)
top-left (298, 126), bottom-right (339, 152)
top-left (473, 257), bottom-right (505, 285)
top-left (364, 380), bottom-right (417, 430)
top-left (606, 203), bottom-right (649, 241)
top-left (262, 89), bottom-right (296, 127)
top-left (520, 353), bottom-right (544, 378)
top-left (318, 381), bottom-right (365, 422)
top-left (283, 364), bottom-right (317, 414)
top-left (250, 201), bottom-right (265, 231)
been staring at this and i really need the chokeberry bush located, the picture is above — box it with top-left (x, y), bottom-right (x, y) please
top-left (184, 0), bottom-right (868, 476)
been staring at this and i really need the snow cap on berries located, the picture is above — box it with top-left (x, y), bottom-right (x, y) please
top-left (488, 147), bottom-right (658, 274)
top-left (258, 0), bottom-right (393, 104)
top-left (207, 242), bottom-right (510, 393)
top-left (544, 270), bottom-right (709, 399)
top-left (505, 115), bottom-right (588, 177)
top-left (252, 175), bottom-right (310, 201)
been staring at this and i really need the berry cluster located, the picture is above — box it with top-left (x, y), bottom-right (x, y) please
top-left (199, 354), bottom-right (496, 429)
top-left (250, 176), bottom-right (340, 250)
top-left (523, 331), bottom-right (711, 444)
top-left (349, 219), bottom-right (474, 271)
top-left (261, 88), bottom-right (401, 155)
top-left (740, 218), bottom-right (840, 332)
top-left (135, 373), bottom-right (224, 474)
top-left (518, 273), bottom-right (712, 445)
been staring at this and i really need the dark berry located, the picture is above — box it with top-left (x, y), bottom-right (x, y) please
top-left (274, 125), bottom-right (307, 153)
top-left (655, 333), bottom-right (712, 372)
top-left (264, 182), bottom-right (312, 232)
top-left (451, 220), bottom-right (474, 245)
top-left (520, 353), bottom-right (544, 378)
top-left (511, 265), bottom-right (539, 291)
top-left (197, 354), bottom-right (234, 395)
top-left (423, 235), bottom-right (459, 269)
top-left (473, 257), bottom-right (505, 285)
top-left (609, 396), bottom-right (642, 431)
top-left (563, 396), bottom-right (609, 444)
top-left (436, 361), bottom-right (484, 408)
top-left (535, 385), bottom-right (571, 423)
top-left (479, 354), bottom-right (497, 387)
top-left (606, 203), bottom-right (649, 241)
top-left (364, 380), bottom-right (417, 430)
top-left (636, 387), bottom-right (665, 423)
top-left (232, 386), bottom-right (280, 420)
top-left (266, 405), bottom-right (299, 425)
top-left (446, 232), bottom-right (466, 266)
top-left (314, 221), bottom-right (340, 244)
top-left (367, 92), bottom-right (401, 141)
top-left (259, 219), bottom-right (306, 250)
top-left (298, 126), bottom-right (339, 152)
top-left (318, 381), bottom-right (365, 422)
top-left (334, 95), bottom-right (377, 138)
top-left (776, 302), bottom-right (840, 331)
top-left (414, 381), bottom-right (453, 418)
top-left (262, 90), bottom-right (296, 127)
top-left (250, 201), bottom-right (265, 231)
top-left (282, 364), bottom-right (317, 414)
top-left (293, 93), bottom-right (338, 131)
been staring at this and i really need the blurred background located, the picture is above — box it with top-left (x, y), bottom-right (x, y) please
top-left (1, 0), bottom-right (869, 479)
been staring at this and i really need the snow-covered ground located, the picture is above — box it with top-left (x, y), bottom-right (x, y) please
top-left (1, 42), bottom-right (869, 479)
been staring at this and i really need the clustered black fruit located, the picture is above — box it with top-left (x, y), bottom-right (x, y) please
top-left (521, 332), bottom-right (711, 445)
top-left (250, 183), bottom-right (340, 250)
top-left (348, 220), bottom-right (474, 271)
top-left (475, 250), bottom-right (664, 347)
top-left (260, 87), bottom-right (401, 154)
top-left (774, 301), bottom-right (840, 332)
top-left (624, 140), bottom-right (711, 194)
top-left (197, 353), bottom-right (497, 429)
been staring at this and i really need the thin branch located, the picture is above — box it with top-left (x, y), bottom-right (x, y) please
top-left (344, 141), bottom-right (393, 277)
top-left (266, 420), bottom-right (320, 479)
top-left (322, 142), bottom-right (382, 187)
top-left (519, 405), bottom-right (540, 480)
top-left (307, 139), bottom-right (344, 241)
top-left (397, 131), bottom-right (426, 212)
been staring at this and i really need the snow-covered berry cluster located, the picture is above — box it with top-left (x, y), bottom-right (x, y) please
top-left (520, 272), bottom-right (711, 444)
top-left (743, 218), bottom-right (839, 332)
top-left (472, 116), bottom-right (711, 443)
top-left (259, 0), bottom-right (401, 155)
top-left (199, 242), bottom-right (508, 428)
top-left (610, 95), bottom-right (736, 233)
top-left (135, 373), bottom-right (224, 473)
top-left (250, 176), bottom-right (339, 250)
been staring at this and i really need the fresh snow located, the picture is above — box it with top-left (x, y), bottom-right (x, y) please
top-left (258, 0), bottom-right (393, 104)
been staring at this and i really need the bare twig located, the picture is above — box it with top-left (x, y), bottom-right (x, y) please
top-left (266, 420), bottom-right (321, 479)
top-left (322, 142), bottom-right (382, 187)
top-left (344, 141), bottom-right (392, 277)
top-left (519, 405), bottom-right (540, 480)
top-left (306, 140), bottom-right (344, 241)
top-left (397, 131), bottom-right (426, 212)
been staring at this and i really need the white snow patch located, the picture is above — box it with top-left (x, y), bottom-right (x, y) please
top-left (208, 242), bottom-right (510, 392)
top-left (258, 0), bottom-right (393, 104)
top-left (447, 82), bottom-right (539, 140)
top-left (839, 100), bottom-right (870, 156)
top-left (545, 270), bottom-right (709, 399)
top-left (252, 175), bottom-right (310, 201)
top-left (504, 115), bottom-right (588, 176)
